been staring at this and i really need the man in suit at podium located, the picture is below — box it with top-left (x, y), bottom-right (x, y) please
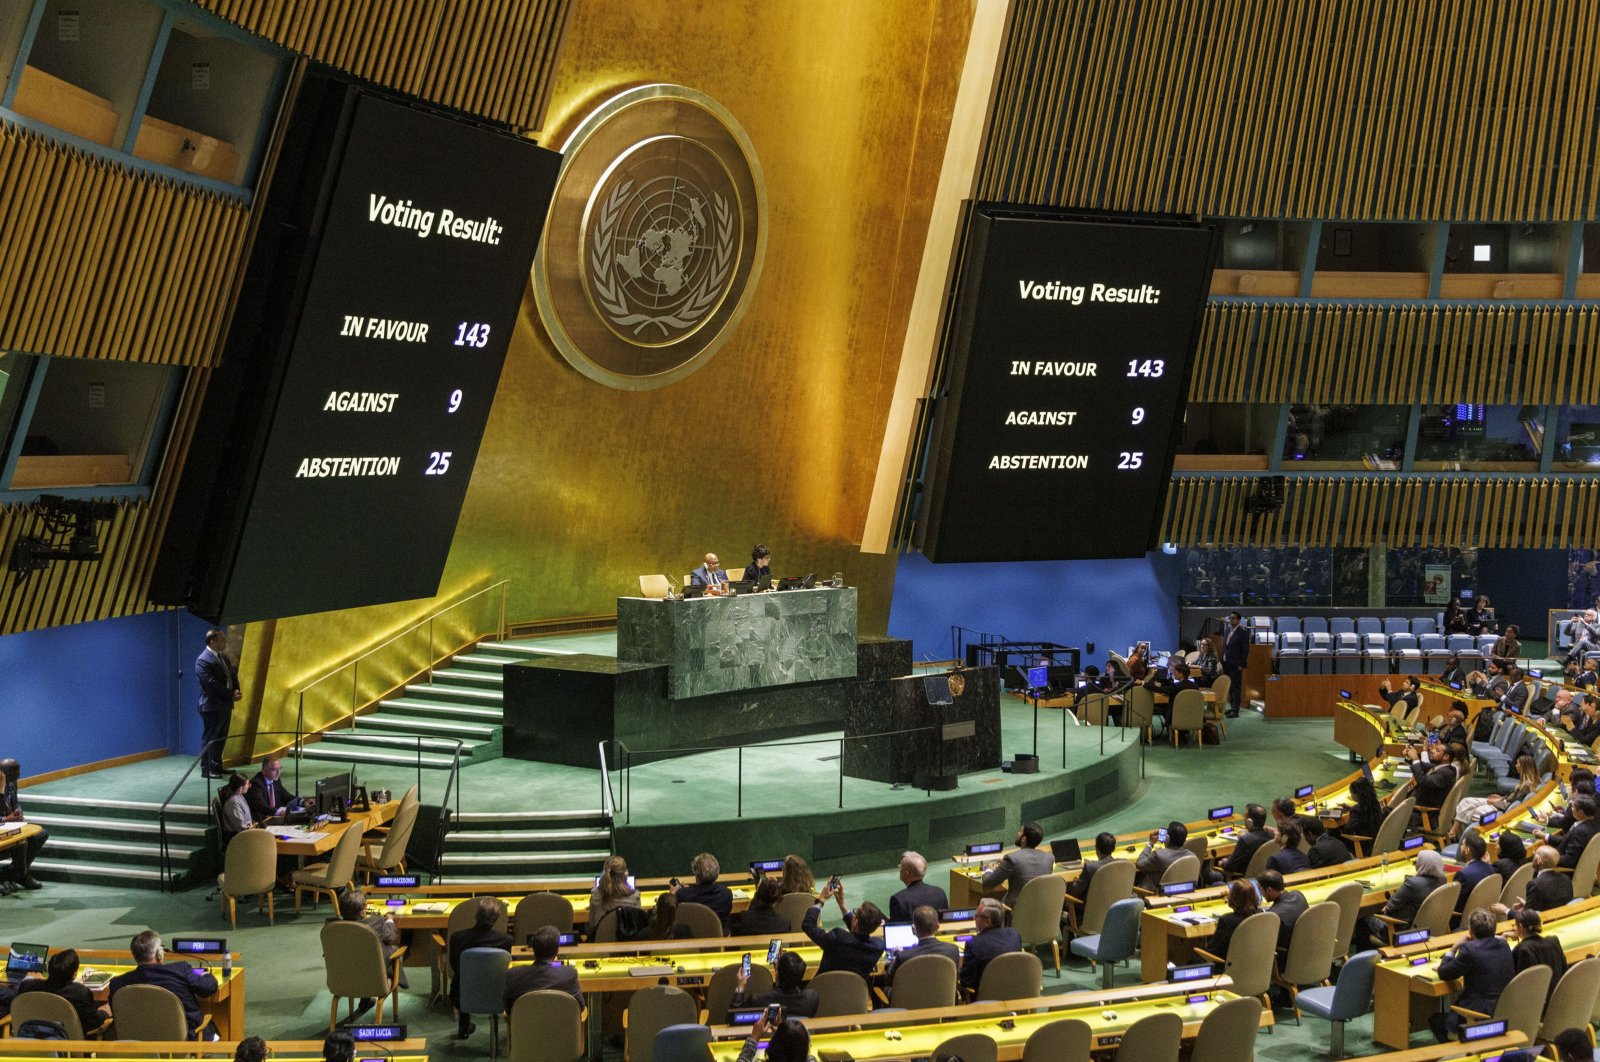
top-left (689, 553), bottom-right (729, 593)
top-left (195, 629), bottom-right (240, 779)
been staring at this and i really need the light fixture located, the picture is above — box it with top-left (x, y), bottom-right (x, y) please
top-left (1473, 244), bottom-right (1492, 262)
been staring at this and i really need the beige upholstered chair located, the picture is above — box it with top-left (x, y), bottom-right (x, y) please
top-left (638, 574), bottom-right (672, 599)
top-left (1351, 797), bottom-right (1415, 858)
top-left (1326, 881), bottom-right (1365, 960)
top-left (809, 970), bottom-right (871, 1017)
top-left (1011, 873), bottom-right (1066, 974)
top-left (1022, 1018), bottom-right (1092, 1062)
top-left (512, 892), bottom-right (576, 940)
top-left (508, 989), bottom-right (582, 1062)
top-left (320, 920), bottom-right (406, 1030)
top-left (1376, 882), bottom-right (1460, 945)
top-left (1273, 900), bottom-right (1340, 1017)
top-left (624, 985), bottom-right (697, 1062)
top-left (1457, 872), bottom-right (1504, 926)
top-left (1170, 688), bottom-right (1207, 746)
top-left (293, 820), bottom-right (364, 912)
top-left (1195, 910), bottom-right (1277, 1008)
top-left (11, 989), bottom-right (107, 1038)
top-left (1076, 692), bottom-right (1112, 726)
top-left (358, 786), bottom-right (419, 881)
top-left (218, 827), bottom-right (277, 928)
top-left (1113, 1010), bottom-right (1182, 1062)
top-left (705, 961), bottom-right (771, 1024)
top-left (888, 953), bottom-right (957, 1009)
top-left (1450, 964), bottom-right (1552, 1044)
top-left (1123, 686), bottom-right (1158, 742)
top-left (1500, 862), bottom-right (1535, 906)
top-left (1417, 774), bottom-right (1471, 842)
top-left (1190, 995), bottom-right (1264, 1062)
top-left (1065, 858), bottom-right (1134, 936)
top-left (975, 951), bottom-right (1042, 1002)
top-left (1243, 839), bottom-right (1281, 879)
top-left (931, 1032), bottom-right (997, 1062)
top-left (111, 984), bottom-right (214, 1041)
top-left (1538, 956), bottom-right (1600, 1042)
top-left (1563, 832), bottom-right (1600, 899)
top-left (673, 901), bottom-right (724, 938)
top-left (433, 897), bottom-right (509, 990)
top-left (776, 891), bottom-right (814, 931)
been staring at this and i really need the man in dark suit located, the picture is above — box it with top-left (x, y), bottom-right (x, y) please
top-left (802, 882), bottom-right (885, 981)
top-left (958, 898), bottom-right (1021, 996)
top-left (450, 897), bottom-right (512, 1038)
top-left (107, 931), bottom-right (219, 1039)
top-left (1304, 817), bottom-right (1352, 869)
top-left (245, 758), bottom-right (303, 822)
top-left (335, 888), bottom-right (407, 1020)
top-left (1067, 832), bottom-right (1120, 903)
top-left (1453, 832), bottom-right (1497, 915)
top-left (1135, 821), bottom-right (1192, 892)
top-left (981, 821), bottom-right (1053, 904)
top-left (0, 757), bottom-right (45, 893)
top-left (688, 553), bottom-right (729, 591)
top-left (1429, 909), bottom-right (1515, 1042)
top-left (1378, 676), bottom-right (1422, 717)
top-left (1406, 744), bottom-right (1457, 828)
top-left (195, 629), bottom-right (240, 778)
top-left (730, 950), bottom-right (819, 1018)
top-left (1222, 612), bottom-right (1250, 717)
top-left (1222, 805), bottom-right (1274, 878)
top-left (1502, 666), bottom-right (1530, 713)
top-left (674, 852), bottom-right (735, 933)
top-left (1259, 870), bottom-right (1308, 950)
top-left (1537, 795), bottom-right (1598, 869)
top-left (503, 925), bottom-right (583, 1017)
top-left (888, 852), bottom-right (948, 922)
top-left (885, 906), bottom-right (961, 989)
top-left (1490, 845), bottom-right (1573, 918)
top-left (1438, 706), bottom-right (1470, 749)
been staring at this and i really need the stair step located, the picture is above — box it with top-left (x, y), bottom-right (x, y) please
top-left (454, 809), bottom-right (607, 824)
top-left (402, 684), bottom-right (502, 707)
top-left (380, 698), bottom-right (502, 723)
top-left (442, 850), bottom-right (612, 866)
top-left (319, 732), bottom-right (482, 754)
top-left (44, 837), bottom-right (200, 861)
top-left (443, 828), bottom-right (611, 845)
top-left (478, 641), bottom-right (581, 657)
top-left (296, 746), bottom-right (458, 769)
top-left (27, 813), bottom-right (209, 840)
top-left (357, 714), bottom-right (497, 740)
top-left (32, 859), bottom-right (166, 883)
top-left (429, 668), bottom-right (505, 689)
top-left (21, 794), bottom-right (210, 819)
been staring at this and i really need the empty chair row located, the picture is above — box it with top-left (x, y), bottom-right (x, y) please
top-left (1250, 615), bottom-right (1452, 639)
top-left (1276, 632), bottom-right (1501, 656)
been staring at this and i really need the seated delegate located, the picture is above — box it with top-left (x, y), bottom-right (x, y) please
top-left (0, 756), bottom-right (46, 893)
top-left (689, 553), bottom-right (730, 593)
top-left (108, 931), bottom-right (219, 1039)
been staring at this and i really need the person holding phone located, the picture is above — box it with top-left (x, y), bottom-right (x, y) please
top-left (730, 950), bottom-right (819, 1019)
top-left (674, 852), bottom-right (735, 933)
top-left (735, 1010), bottom-right (811, 1062)
top-left (802, 877), bottom-right (885, 980)
top-left (1134, 820), bottom-right (1190, 892)
top-left (735, 877), bottom-right (791, 935)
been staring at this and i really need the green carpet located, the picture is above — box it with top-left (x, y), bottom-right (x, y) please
top-left (6, 709), bottom-right (1405, 1058)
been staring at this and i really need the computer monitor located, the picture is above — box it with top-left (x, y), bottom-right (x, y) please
top-left (316, 771), bottom-right (354, 816)
top-left (883, 922), bottom-right (917, 951)
top-left (1027, 664), bottom-right (1050, 690)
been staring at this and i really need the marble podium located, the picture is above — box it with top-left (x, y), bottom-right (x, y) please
top-left (616, 587), bottom-right (857, 698)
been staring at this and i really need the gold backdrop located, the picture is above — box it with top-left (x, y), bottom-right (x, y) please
top-left (241, 0), bottom-right (975, 744)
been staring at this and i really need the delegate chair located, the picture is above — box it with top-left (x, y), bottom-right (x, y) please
top-left (776, 891), bottom-right (814, 931)
top-left (888, 954), bottom-right (957, 1010)
top-left (1065, 858), bottom-right (1135, 937)
top-left (1277, 632), bottom-right (1306, 676)
top-left (933, 1033), bottom-right (998, 1062)
top-left (10, 990), bottom-right (107, 1039)
top-left (293, 818), bottom-right (364, 912)
top-left (626, 986), bottom-right (697, 1062)
top-left (1195, 910), bottom-right (1276, 1010)
top-left (654, 1025), bottom-right (715, 1062)
top-left (1273, 901), bottom-right (1340, 1019)
top-left (1305, 633), bottom-right (1334, 675)
top-left (508, 990), bottom-right (583, 1062)
top-left (1456, 873), bottom-right (1504, 930)
top-left (1076, 692), bottom-right (1112, 727)
top-left (674, 901), bottom-right (724, 938)
top-left (1067, 897), bottom-right (1141, 988)
top-left (1156, 853), bottom-right (1201, 891)
top-left (321, 920), bottom-right (406, 1030)
top-left (1450, 965), bottom-right (1551, 1046)
top-left (1500, 862), bottom-right (1536, 907)
top-left (1326, 881), bottom-right (1364, 961)
top-left (217, 827), bottom-right (277, 928)
top-left (1413, 617), bottom-right (1438, 636)
top-left (1333, 633), bottom-right (1363, 674)
top-left (1123, 685), bottom-right (1158, 742)
top-left (1203, 680), bottom-right (1230, 740)
top-left (359, 785), bottom-right (419, 881)
top-left (1022, 1018), bottom-right (1092, 1062)
top-left (1114, 1009), bottom-right (1182, 1062)
top-left (1242, 839), bottom-right (1281, 879)
top-left (513, 892), bottom-right (576, 939)
top-left (1011, 873), bottom-right (1067, 974)
top-left (1297, 949), bottom-right (1378, 1059)
top-left (1391, 634), bottom-right (1423, 673)
top-left (1356, 617), bottom-right (1382, 636)
top-left (1170, 689), bottom-right (1207, 746)
top-left (706, 961), bottom-right (771, 1024)
top-left (459, 947), bottom-right (512, 1058)
top-left (1417, 774), bottom-right (1472, 844)
top-left (638, 574), bottom-right (672, 599)
top-left (1330, 617), bottom-right (1356, 636)
top-left (110, 984), bottom-right (214, 1041)
top-left (1383, 617), bottom-right (1409, 636)
top-left (811, 971), bottom-right (872, 1018)
top-left (1348, 796), bottom-right (1414, 858)
top-left (1562, 832), bottom-right (1600, 899)
top-left (1301, 617), bottom-right (1329, 636)
top-left (1539, 957), bottom-right (1600, 1043)
top-left (975, 951), bottom-right (1043, 1002)
top-left (1376, 882), bottom-right (1460, 945)
top-left (436, 897), bottom-right (510, 990)
top-left (1189, 995), bottom-right (1263, 1062)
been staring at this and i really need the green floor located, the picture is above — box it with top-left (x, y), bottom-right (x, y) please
top-left (7, 709), bottom-right (1403, 1059)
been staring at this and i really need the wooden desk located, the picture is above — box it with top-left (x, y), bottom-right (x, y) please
top-left (370, 882), bottom-right (756, 932)
top-left (1372, 895), bottom-right (1600, 1048)
top-left (0, 1042), bottom-right (428, 1060)
top-left (0, 823), bottom-right (41, 857)
top-left (0, 946), bottom-right (244, 1039)
top-left (703, 977), bottom-right (1269, 1060)
top-left (1354, 1032), bottom-right (1527, 1062)
top-left (270, 801), bottom-right (397, 858)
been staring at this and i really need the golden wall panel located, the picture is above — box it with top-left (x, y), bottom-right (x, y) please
top-left (977, 0), bottom-right (1600, 221)
top-left (1161, 475), bottom-right (1600, 549)
top-left (0, 121), bottom-right (249, 365)
top-left (190, 0), bottom-right (572, 130)
top-left (1187, 301), bottom-right (1600, 405)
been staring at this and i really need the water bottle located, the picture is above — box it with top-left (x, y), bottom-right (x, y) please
top-left (222, 952), bottom-right (232, 979)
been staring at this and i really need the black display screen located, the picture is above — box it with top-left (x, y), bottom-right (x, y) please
top-left (920, 207), bottom-right (1215, 562)
top-left (155, 80), bottom-right (561, 623)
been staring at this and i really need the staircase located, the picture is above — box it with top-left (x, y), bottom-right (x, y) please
top-left (437, 808), bottom-right (613, 886)
top-left (295, 640), bottom-right (577, 771)
top-left (25, 795), bottom-right (212, 890)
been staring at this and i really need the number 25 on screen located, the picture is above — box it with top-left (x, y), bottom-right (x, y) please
top-left (1118, 452), bottom-right (1143, 470)
top-left (426, 451), bottom-right (452, 476)
top-left (1126, 359), bottom-right (1164, 378)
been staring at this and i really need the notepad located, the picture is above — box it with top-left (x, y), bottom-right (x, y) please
top-left (629, 965), bottom-right (676, 977)
top-left (413, 902), bottom-right (450, 914)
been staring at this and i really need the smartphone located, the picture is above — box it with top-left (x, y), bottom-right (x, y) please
top-left (828, 873), bottom-right (841, 891)
top-left (669, 876), bottom-right (682, 889)
top-left (763, 1003), bottom-right (781, 1024)
top-left (1157, 828), bottom-right (1169, 843)
top-left (741, 953), bottom-right (751, 979)
top-left (766, 939), bottom-right (782, 965)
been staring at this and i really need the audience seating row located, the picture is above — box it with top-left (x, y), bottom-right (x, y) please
top-left (1249, 614), bottom-right (1452, 639)
top-left (1273, 632), bottom-right (1504, 675)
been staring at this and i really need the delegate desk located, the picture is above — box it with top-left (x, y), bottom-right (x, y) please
top-left (0, 823), bottom-right (42, 857)
top-left (0, 1043), bottom-right (427, 1061)
top-left (0, 945), bottom-right (245, 1039)
top-left (1373, 895), bottom-right (1600, 1048)
top-left (704, 978), bottom-right (1269, 1060)
top-left (369, 881), bottom-right (756, 933)
top-left (270, 800), bottom-right (397, 858)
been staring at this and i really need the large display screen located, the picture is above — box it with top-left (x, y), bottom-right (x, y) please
top-left (154, 83), bottom-right (561, 622)
top-left (919, 207), bottom-right (1215, 562)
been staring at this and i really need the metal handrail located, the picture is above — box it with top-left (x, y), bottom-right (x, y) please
top-left (291, 580), bottom-right (509, 772)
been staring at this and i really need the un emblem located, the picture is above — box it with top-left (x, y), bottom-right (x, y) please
top-left (534, 85), bottom-right (767, 389)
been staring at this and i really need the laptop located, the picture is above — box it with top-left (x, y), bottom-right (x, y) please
top-left (6, 943), bottom-right (47, 983)
top-left (882, 922), bottom-right (918, 952)
top-left (1050, 838), bottom-right (1083, 867)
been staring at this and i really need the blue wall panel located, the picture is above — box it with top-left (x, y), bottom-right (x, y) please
top-left (0, 609), bottom-right (213, 776)
top-left (887, 550), bottom-right (1185, 665)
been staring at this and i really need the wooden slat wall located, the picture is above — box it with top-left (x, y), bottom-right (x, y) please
top-left (977, 0), bottom-right (1600, 221)
top-left (0, 121), bottom-right (249, 365)
top-left (1160, 476), bottom-right (1600, 548)
top-left (193, 0), bottom-right (573, 131)
top-left (1188, 301), bottom-right (1600, 404)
